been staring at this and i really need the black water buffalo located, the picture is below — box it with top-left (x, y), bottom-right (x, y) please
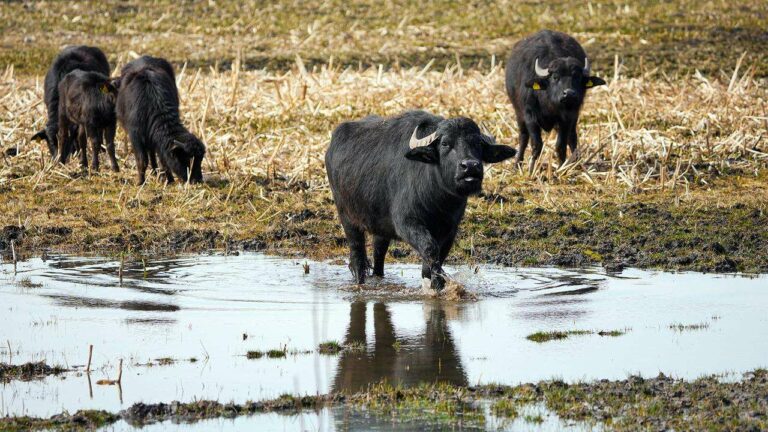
top-left (505, 30), bottom-right (606, 171)
top-left (325, 110), bottom-right (516, 291)
top-left (116, 56), bottom-right (205, 185)
top-left (31, 46), bottom-right (111, 161)
top-left (56, 70), bottom-right (119, 171)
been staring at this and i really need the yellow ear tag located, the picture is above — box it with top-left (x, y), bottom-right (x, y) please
top-left (532, 82), bottom-right (541, 90)
top-left (586, 80), bottom-right (594, 88)
top-left (100, 84), bottom-right (109, 94)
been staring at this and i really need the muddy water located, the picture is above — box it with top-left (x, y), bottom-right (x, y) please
top-left (1, 253), bottom-right (767, 422)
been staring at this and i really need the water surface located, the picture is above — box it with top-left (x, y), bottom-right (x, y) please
top-left (1, 253), bottom-right (766, 420)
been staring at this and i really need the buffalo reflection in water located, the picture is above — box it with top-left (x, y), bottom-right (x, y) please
top-left (333, 301), bottom-right (467, 393)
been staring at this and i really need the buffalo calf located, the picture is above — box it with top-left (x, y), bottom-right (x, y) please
top-left (116, 56), bottom-right (205, 185)
top-left (32, 46), bottom-right (111, 161)
top-left (56, 70), bottom-right (119, 171)
top-left (505, 30), bottom-right (606, 171)
top-left (326, 110), bottom-right (516, 291)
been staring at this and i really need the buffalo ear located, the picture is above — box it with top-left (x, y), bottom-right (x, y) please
top-left (482, 141), bottom-right (517, 163)
top-left (585, 76), bottom-right (606, 88)
top-left (526, 78), bottom-right (548, 90)
top-left (31, 130), bottom-right (48, 142)
top-left (405, 145), bottom-right (439, 164)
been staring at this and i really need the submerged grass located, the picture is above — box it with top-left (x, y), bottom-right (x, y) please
top-left (318, 341), bottom-right (343, 355)
top-left (0, 361), bottom-right (67, 382)
top-left (246, 348), bottom-right (288, 359)
top-left (527, 329), bottom-right (627, 342)
top-left (669, 322), bottom-right (711, 332)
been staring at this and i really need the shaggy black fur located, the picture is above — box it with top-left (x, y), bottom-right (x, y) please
top-left (325, 110), bottom-right (516, 290)
top-left (57, 70), bottom-right (118, 171)
top-left (505, 30), bottom-right (606, 171)
top-left (116, 56), bottom-right (205, 185)
top-left (31, 46), bottom-right (110, 161)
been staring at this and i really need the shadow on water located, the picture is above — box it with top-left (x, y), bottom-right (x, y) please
top-left (333, 301), bottom-right (467, 393)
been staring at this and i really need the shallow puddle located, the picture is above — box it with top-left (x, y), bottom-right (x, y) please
top-left (1, 253), bottom-right (766, 421)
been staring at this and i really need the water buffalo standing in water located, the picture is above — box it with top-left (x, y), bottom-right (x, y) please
top-left (32, 46), bottom-right (111, 161)
top-left (325, 110), bottom-right (516, 291)
top-left (116, 56), bottom-right (205, 185)
top-left (56, 70), bottom-right (119, 171)
top-left (505, 30), bottom-right (606, 172)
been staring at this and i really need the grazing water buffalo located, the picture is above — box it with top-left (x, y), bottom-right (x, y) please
top-left (116, 56), bottom-right (205, 185)
top-left (325, 110), bottom-right (516, 291)
top-left (31, 46), bottom-right (111, 161)
top-left (505, 30), bottom-right (606, 171)
top-left (56, 70), bottom-right (119, 171)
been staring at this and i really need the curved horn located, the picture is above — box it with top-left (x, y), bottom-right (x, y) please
top-left (408, 126), bottom-right (438, 149)
top-left (534, 58), bottom-right (549, 77)
top-left (583, 57), bottom-right (590, 75)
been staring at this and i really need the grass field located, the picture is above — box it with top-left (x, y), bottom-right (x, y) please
top-left (1, 0), bottom-right (767, 271)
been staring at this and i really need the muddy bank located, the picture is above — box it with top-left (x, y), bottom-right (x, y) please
top-left (2, 370), bottom-right (765, 431)
top-left (1, 171), bottom-right (766, 273)
top-left (0, 362), bottom-right (67, 383)
top-left (483, 369), bottom-right (768, 431)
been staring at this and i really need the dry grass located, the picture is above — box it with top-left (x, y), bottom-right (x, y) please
top-left (2, 57), bottom-right (766, 192)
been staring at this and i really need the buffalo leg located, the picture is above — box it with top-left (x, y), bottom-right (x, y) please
top-left (372, 236), bottom-right (390, 277)
top-left (514, 120), bottom-right (529, 167)
top-left (438, 229), bottom-right (458, 266)
top-left (77, 126), bottom-right (88, 169)
top-left (555, 126), bottom-right (569, 165)
top-left (148, 149), bottom-right (158, 175)
top-left (104, 124), bottom-right (119, 172)
top-left (567, 123), bottom-right (580, 162)
top-left (56, 113), bottom-right (71, 164)
top-left (341, 215), bottom-right (367, 284)
top-left (525, 120), bottom-right (544, 174)
top-left (399, 224), bottom-right (444, 291)
top-left (129, 131), bottom-right (148, 185)
top-left (87, 125), bottom-right (102, 172)
top-left (45, 122), bottom-right (59, 160)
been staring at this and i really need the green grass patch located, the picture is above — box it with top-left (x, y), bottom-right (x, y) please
top-left (527, 329), bottom-right (627, 343)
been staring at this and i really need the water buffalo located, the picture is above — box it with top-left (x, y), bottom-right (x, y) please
top-left (31, 46), bottom-right (111, 161)
top-left (325, 110), bottom-right (516, 291)
top-left (56, 70), bottom-right (119, 171)
top-left (116, 56), bottom-right (205, 185)
top-left (505, 30), bottom-right (606, 172)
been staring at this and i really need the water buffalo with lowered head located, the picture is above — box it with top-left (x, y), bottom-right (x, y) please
top-left (31, 46), bottom-right (111, 161)
top-left (116, 56), bottom-right (205, 185)
top-left (325, 110), bottom-right (516, 291)
top-left (56, 70), bottom-right (119, 171)
top-left (505, 30), bottom-right (605, 172)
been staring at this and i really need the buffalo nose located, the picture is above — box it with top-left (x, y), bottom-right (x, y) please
top-left (460, 160), bottom-right (481, 171)
top-left (562, 89), bottom-right (577, 99)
